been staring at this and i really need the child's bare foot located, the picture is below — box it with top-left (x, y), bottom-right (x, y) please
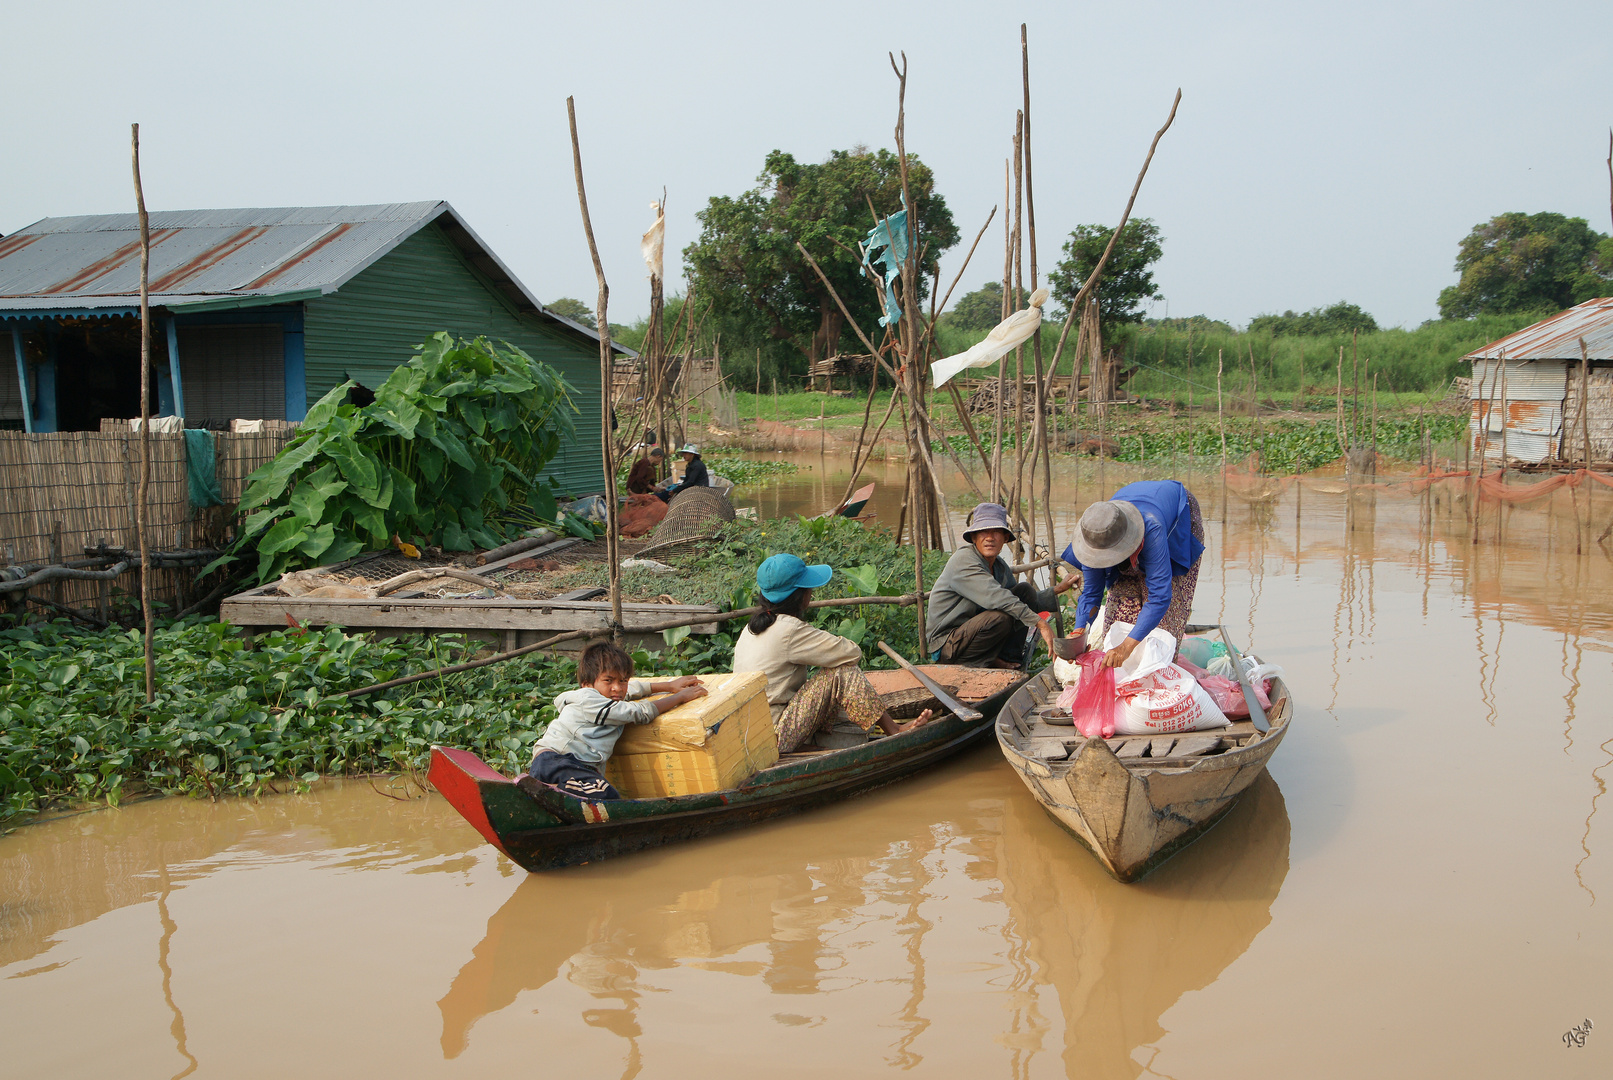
top-left (895, 708), bottom-right (935, 734)
top-left (989, 658), bottom-right (1023, 670)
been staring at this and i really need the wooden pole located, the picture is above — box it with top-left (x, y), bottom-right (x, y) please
top-left (994, 156), bottom-right (1010, 504)
top-left (1498, 355), bottom-right (1508, 473)
top-left (1297, 347), bottom-right (1305, 413)
top-left (1581, 337), bottom-right (1592, 466)
top-left (1351, 328), bottom-right (1360, 447)
top-left (1040, 90), bottom-right (1182, 402)
top-left (1217, 348), bottom-right (1226, 516)
top-left (566, 96), bottom-right (623, 635)
top-left (131, 123), bottom-right (154, 703)
top-left (1010, 110), bottom-right (1028, 553)
top-left (1335, 344), bottom-right (1346, 454)
top-left (1022, 22), bottom-right (1056, 561)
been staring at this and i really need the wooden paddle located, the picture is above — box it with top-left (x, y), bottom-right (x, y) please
top-left (1214, 628), bottom-right (1270, 734)
top-left (876, 641), bottom-right (984, 723)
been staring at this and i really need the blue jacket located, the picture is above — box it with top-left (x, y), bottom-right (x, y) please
top-left (1067, 480), bottom-right (1204, 640)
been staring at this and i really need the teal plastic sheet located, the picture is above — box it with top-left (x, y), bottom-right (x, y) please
top-left (863, 209), bottom-right (909, 327)
top-left (184, 428), bottom-right (225, 509)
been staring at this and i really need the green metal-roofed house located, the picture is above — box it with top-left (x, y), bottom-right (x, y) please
top-left (0, 201), bottom-right (626, 496)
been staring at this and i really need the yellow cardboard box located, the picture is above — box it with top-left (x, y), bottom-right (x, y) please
top-left (605, 671), bottom-right (777, 798)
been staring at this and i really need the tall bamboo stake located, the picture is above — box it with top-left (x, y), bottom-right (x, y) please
top-left (1350, 328), bottom-right (1360, 447)
top-left (1217, 348), bottom-right (1226, 517)
top-left (1580, 337), bottom-right (1592, 466)
top-left (131, 123), bottom-right (154, 703)
top-left (1498, 356), bottom-right (1508, 472)
top-left (566, 96), bottom-right (622, 634)
top-left (1335, 345), bottom-right (1345, 452)
top-left (994, 156), bottom-right (1010, 503)
top-left (1010, 110), bottom-right (1029, 554)
top-left (1187, 333), bottom-right (1195, 479)
top-left (1023, 22), bottom-right (1056, 562)
top-left (1040, 90), bottom-right (1182, 402)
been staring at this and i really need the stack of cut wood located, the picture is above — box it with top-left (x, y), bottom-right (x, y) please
top-left (964, 380), bottom-right (1050, 420)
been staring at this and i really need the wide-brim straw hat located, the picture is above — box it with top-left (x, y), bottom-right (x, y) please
top-left (1071, 499), bottom-right (1145, 567)
top-left (678, 443), bottom-right (700, 457)
top-left (961, 502), bottom-right (1016, 543)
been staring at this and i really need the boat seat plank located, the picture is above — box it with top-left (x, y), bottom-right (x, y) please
top-left (1149, 737), bottom-right (1177, 758)
top-left (1026, 737), bottom-right (1071, 761)
top-left (1115, 740), bottom-right (1148, 759)
top-left (1153, 734), bottom-right (1225, 760)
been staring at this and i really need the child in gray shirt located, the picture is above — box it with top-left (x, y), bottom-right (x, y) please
top-left (525, 642), bottom-right (706, 799)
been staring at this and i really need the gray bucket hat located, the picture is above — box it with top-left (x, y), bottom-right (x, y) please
top-left (962, 502), bottom-right (1016, 543)
top-left (1071, 500), bottom-right (1145, 568)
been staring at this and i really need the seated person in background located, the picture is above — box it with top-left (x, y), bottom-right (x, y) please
top-left (654, 444), bottom-right (708, 503)
top-left (925, 502), bottom-right (1077, 668)
top-left (524, 642), bottom-right (706, 800)
top-left (734, 553), bottom-right (932, 752)
top-left (625, 446), bottom-right (664, 494)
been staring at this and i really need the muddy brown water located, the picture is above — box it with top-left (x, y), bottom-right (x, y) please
top-left (5, 455), bottom-right (1612, 1078)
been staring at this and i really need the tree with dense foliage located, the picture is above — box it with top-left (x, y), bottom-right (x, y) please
top-left (1046, 219), bottom-right (1164, 331)
top-left (545, 297), bottom-right (596, 329)
top-left (940, 281), bottom-right (1030, 331)
top-left (1248, 302), bottom-right (1379, 336)
top-left (1437, 212), bottom-right (1613, 319)
top-left (683, 148), bottom-right (958, 379)
top-left (1143, 315), bottom-right (1235, 334)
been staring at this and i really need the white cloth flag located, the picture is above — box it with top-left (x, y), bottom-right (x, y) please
top-left (931, 287), bottom-right (1050, 389)
top-left (641, 201), bottom-right (665, 284)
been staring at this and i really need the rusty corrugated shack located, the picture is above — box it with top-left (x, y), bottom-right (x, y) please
top-left (1465, 297), bottom-right (1613, 465)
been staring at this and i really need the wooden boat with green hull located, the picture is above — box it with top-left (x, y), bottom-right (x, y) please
top-left (430, 665), bottom-right (1027, 871)
top-left (996, 641), bottom-right (1293, 882)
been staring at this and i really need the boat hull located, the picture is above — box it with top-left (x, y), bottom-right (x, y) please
top-left (430, 666), bottom-right (1026, 871)
top-left (996, 668), bottom-right (1291, 882)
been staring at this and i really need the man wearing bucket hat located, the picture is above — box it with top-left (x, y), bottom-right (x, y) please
top-left (654, 443), bottom-right (709, 503)
top-left (1064, 479), bottom-right (1206, 669)
top-left (925, 503), bottom-right (1078, 667)
top-left (735, 553), bottom-right (933, 751)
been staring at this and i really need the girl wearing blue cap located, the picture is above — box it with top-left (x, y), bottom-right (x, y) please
top-left (734, 553), bottom-right (932, 752)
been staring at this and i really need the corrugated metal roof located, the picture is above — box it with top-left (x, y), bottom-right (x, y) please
top-left (1463, 297), bottom-right (1613, 361)
top-left (0, 201), bottom-right (633, 356)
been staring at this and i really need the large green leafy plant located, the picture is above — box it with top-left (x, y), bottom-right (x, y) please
top-left (233, 334), bottom-right (576, 583)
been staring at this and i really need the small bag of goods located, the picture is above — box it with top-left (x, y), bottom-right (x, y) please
top-left (1059, 622), bottom-right (1229, 739)
top-left (1174, 653), bottom-right (1280, 719)
top-left (606, 671), bottom-right (778, 797)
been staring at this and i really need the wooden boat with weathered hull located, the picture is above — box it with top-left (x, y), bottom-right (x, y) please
top-left (430, 665), bottom-right (1026, 871)
top-left (996, 661), bottom-right (1292, 882)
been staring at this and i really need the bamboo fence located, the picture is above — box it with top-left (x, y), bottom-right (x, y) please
top-left (0, 425), bottom-right (297, 609)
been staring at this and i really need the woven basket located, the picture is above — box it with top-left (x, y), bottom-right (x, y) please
top-left (639, 487), bottom-right (737, 559)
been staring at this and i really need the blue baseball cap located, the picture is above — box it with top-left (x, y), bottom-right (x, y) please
top-left (756, 553), bottom-right (834, 602)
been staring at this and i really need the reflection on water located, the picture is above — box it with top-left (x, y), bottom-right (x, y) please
top-left (3, 455), bottom-right (1613, 1077)
top-left (435, 763), bottom-right (1288, 1078)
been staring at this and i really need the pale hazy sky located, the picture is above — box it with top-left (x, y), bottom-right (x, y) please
top-left (4, 0), bottom-right (1610, 330)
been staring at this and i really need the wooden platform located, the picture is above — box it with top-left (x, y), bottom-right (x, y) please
top-left (219, 543), bottom-right (723, 651)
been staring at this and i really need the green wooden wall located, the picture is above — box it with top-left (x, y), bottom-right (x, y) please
top-left (302, 224), bottom-right (604, 497)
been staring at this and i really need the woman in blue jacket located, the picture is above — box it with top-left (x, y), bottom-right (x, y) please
top-left (1065, 479), bottom-right (1206, 669)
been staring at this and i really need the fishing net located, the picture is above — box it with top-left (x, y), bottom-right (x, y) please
top-left (639, 487), bottom-right (737, 559)
top-left (1221, 462), bottom-right (1613, 506)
